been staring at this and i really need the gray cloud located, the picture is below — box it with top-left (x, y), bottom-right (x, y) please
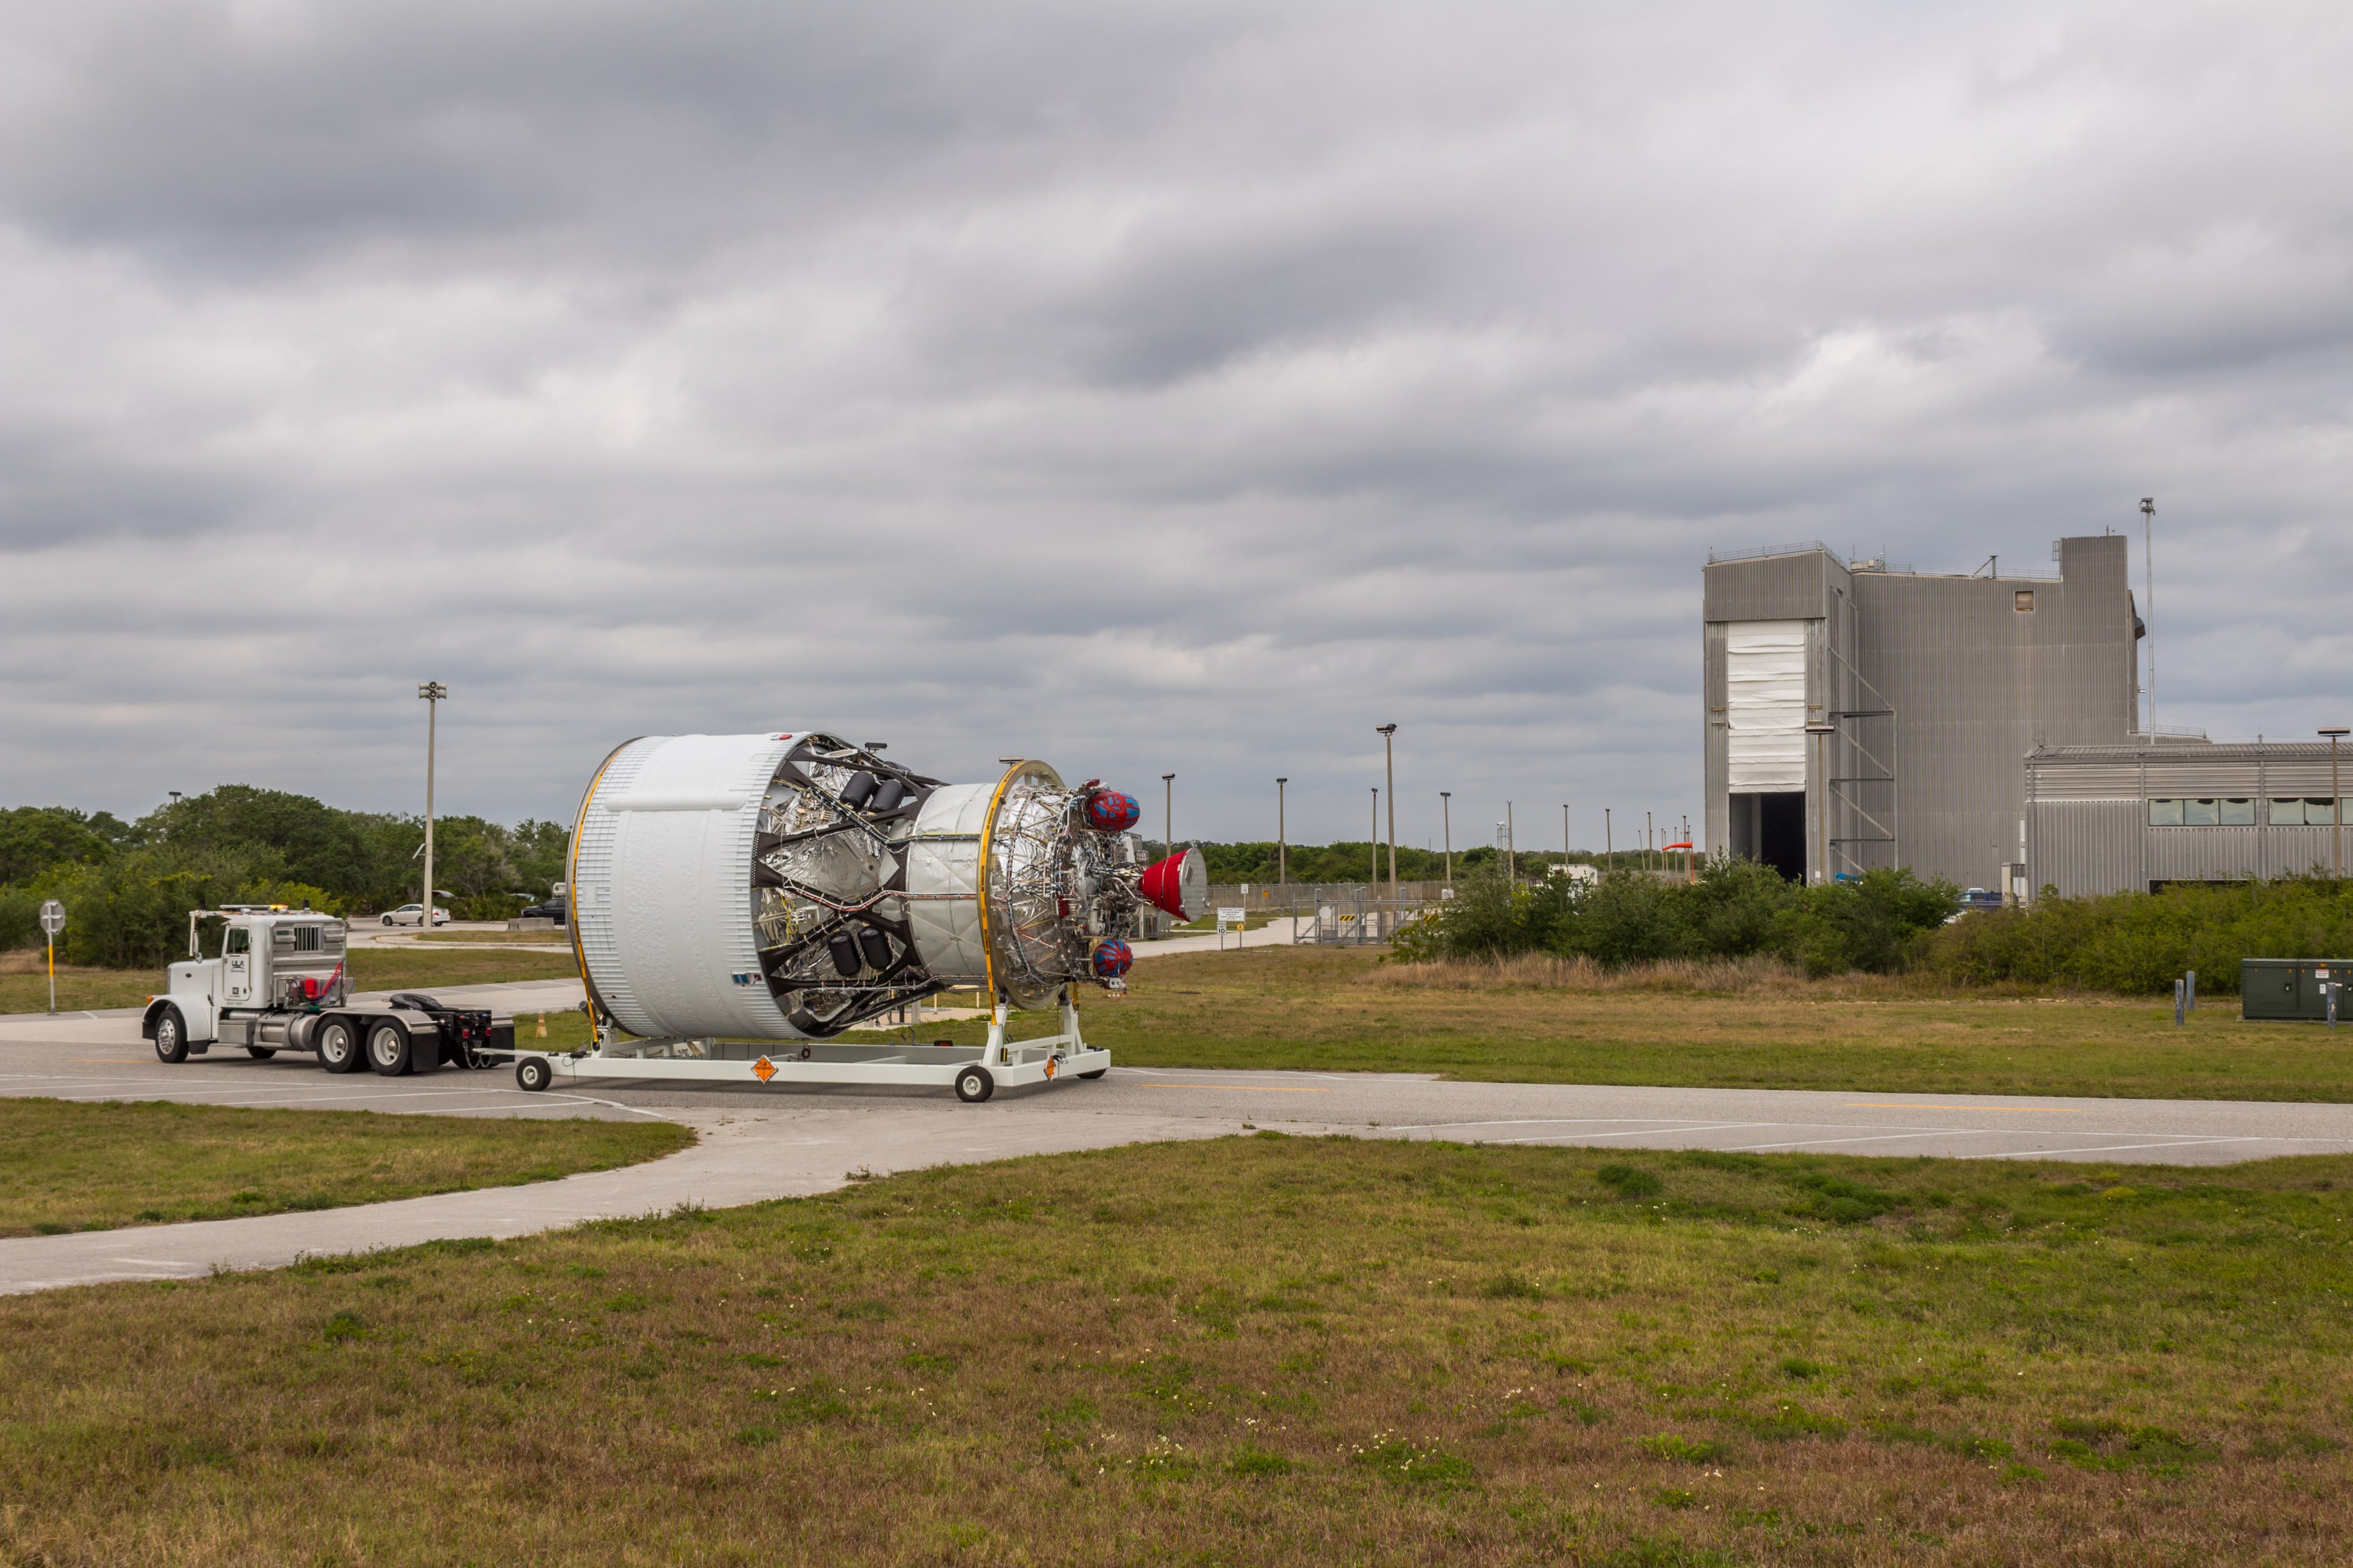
top-left (1, 0), bottom-right (2348, 852)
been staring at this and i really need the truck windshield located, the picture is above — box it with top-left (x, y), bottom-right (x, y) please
top-left (195, 921), bottom-right (225, 959)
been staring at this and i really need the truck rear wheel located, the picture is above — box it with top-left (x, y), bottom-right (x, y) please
top-left (153, 1008), bottom-right (188, 1064)
top-left (366, 1022), bottom-right (410, 1077)
top-left (317, 1017), bottom-right (363, 1073)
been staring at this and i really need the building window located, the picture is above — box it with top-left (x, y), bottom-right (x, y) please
top-left (2149, 798), bottom-right (2183, 826)
top-left (2267, 799), bottom-right (2347, 826)
top-left (2182, 798), bottom-right (2219, 826)
top-left (2220, 798), bottom-right (2256, 826)
top-left (2014, 590), bottom-right (2035, 611)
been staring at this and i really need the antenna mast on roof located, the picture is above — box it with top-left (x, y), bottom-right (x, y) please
top-left (2140, 498), bottom-right (2157, 733)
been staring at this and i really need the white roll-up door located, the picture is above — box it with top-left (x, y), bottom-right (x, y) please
top-left (1725, 620), bottom-right (1808, 791)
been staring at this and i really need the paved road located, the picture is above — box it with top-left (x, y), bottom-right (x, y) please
top-left (6, 988), bottom-right (2353, 1295)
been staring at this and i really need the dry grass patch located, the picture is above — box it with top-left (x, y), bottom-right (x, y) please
top-left (2, 1137), bottom-right (2350, 1564)
top-left (0, 1098), bottom-right (688, 1236)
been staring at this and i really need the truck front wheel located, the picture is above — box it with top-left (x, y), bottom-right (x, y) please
top-left (317, 1018), bottom-right (363, 1074)
top-left (153, 1008), bottom-right (188, 1064)
top-left (367, 1022), bottom-right (410, 1077)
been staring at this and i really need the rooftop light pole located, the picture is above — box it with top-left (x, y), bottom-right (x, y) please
top-left (2325, 728), bottom-right (2349, 878)
top-left (1161, 773), bottom-right (1175, 862)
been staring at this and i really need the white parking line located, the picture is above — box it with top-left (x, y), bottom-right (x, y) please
top-left (1485, 1121), bottom-right (1779, 1144)
top-left (1961, 1136), bottom-right (2269, 1160)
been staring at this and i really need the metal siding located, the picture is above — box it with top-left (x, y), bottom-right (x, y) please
top-left (1847, 539), bottom-right (2135, 891)
top-left (1702, 552), bottom-right (1842, 623)
top-left (2024, 744), bottom-right (2353, 892)
top-left (2028, 799), bottom-right (2143, 897)
top-left (1703, 621), bottom-right (1728, 855)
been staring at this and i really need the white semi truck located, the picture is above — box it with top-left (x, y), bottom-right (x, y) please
top-left (141, 906), bottom-right (512, 1076)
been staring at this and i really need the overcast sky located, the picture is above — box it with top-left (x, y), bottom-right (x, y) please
top-left (1, 1), bottom-right (2346, 851)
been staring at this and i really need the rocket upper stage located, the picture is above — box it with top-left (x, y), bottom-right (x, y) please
top-left (568, 732), bottom-right (1177, 1042)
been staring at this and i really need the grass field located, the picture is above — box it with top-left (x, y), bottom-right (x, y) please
top-left (0, 945), bottom-right (580, 1015)
top-left (1043, 948), bottom-right (2353, 1103)
top-left (2, 1136), bottom-right (2348, 1563)
top-left (0, 1099), bottom-right (689, 1237)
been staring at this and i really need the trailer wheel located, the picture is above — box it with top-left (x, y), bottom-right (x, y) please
top-left (1079, 1069), bottom-right (1106, 1080)
top-left (516, 1056), bottom-right (552, 1093)
top-left (246, 1047), bottom-right (278, 1060)
top-left (953, 1064), bottom-right (995, 1103)
top-left (366, 1022), bottom-right (410, 1077)
top-left (317, 1017), bottom-right (363, 1073)
top-left (153, 1008), bottom-right (188, 1064)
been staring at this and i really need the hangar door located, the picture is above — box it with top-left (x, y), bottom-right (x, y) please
top-left (1725, 618), bottom-right (1809, 880)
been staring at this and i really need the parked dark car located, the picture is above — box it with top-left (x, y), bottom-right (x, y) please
top-left (518, 899), bottom-right (567, 925)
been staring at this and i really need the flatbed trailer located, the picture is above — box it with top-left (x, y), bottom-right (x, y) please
top-left (493, 998), bottom-right (1105, 1102)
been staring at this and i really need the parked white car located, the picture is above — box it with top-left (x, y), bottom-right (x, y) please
top-left (380, 903), bottom-right (452, 927)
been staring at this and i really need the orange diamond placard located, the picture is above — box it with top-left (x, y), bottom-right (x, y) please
top-left (752, 1056), bottom-right (777, 1083)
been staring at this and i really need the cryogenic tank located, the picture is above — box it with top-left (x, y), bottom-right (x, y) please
top-left (568, 732), bottom-right (1203, 1042)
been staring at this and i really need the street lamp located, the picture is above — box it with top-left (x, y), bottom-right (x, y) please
top-left (2324, 728), bottom-right (2349, 878)
top-left (1276, 778), bottom-right (1288, 886)
top-left (1370, 787), bottom-right (1379, 885)
top-left (1375, 724), bottom-right (1398, 902)
top-left (1440, 791), bottom-right (1452, 888)
top-left (419, 682), bottom-right (447, 923)
top-left (1161, 773), bottom-right (1175, 861)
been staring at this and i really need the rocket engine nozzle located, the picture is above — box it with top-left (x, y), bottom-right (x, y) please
top-left (1138, 847), bottom-right (1207, 922)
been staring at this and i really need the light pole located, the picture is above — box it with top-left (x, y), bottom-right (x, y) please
top-left (1506, 801), bottom-right (1516, 886)
top-left (419, 682), bottom-right (447, 923)
top-left (1276, 778), bottom-right (1288, 886)
top-left (2142, 497), bottom-right (2157, 733)
top-left (1605, 807), bottom-right (1612, 875)
top-left (1376, 724), bottom-right (1397, 902)
top-left (1562, 804), bottom-right (1570, 876)
top-left (1370, 788), bottom-right (1379, 885)
top-left (1440, 792), bottom-right (1452, 888)
top-left (1161, 773), bottom-right (1175, 861)
top-left (2325, 729), bottom-right (2349, 878)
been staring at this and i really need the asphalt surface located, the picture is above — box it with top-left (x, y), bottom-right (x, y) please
top-left (6, 978), bottom-right (2353, 1294)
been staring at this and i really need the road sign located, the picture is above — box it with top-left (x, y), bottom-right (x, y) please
top-left (38, 900), bottom-right (64, 936)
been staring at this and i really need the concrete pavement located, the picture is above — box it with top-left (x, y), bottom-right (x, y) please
top-left (7, 990), bottom-right (2353, 1295)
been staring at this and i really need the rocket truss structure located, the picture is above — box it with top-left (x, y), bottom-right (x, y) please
top-left (569, 732), bottom-right (1204, 1044)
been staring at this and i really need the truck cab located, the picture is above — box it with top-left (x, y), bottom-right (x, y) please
top-left (146, 906), bottom-right (351, 1057)
top-left (143, 905), bottom-right (510, 1077)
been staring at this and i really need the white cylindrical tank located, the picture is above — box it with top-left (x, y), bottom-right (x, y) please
top-left (568, 732), bottom-right (1197, 1042)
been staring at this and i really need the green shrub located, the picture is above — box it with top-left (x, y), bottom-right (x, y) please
top-left (1921, 875), bottom-right (2353, 995)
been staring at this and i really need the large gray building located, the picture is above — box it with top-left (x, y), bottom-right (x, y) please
top-left (1702, 536), bottom-right (2145, 893)
top-left (2027, 744), bottom-right (2352, 895)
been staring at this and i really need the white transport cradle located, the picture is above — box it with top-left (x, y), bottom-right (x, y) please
top-left (508, 731), bottom-right (1205, 1102)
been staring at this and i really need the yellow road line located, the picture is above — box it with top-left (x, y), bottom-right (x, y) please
top-left (1846, 1103), bottom-right (2086, 1113)
top-left (1141, 1083), bottom-right (1329, 1092)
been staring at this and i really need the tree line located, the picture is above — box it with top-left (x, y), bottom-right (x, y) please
top-left (0, 788), bottom-right (569, 968)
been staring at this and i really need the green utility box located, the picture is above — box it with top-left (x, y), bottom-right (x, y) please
top-left (2242, 959), bottom-right (2353, 1021)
